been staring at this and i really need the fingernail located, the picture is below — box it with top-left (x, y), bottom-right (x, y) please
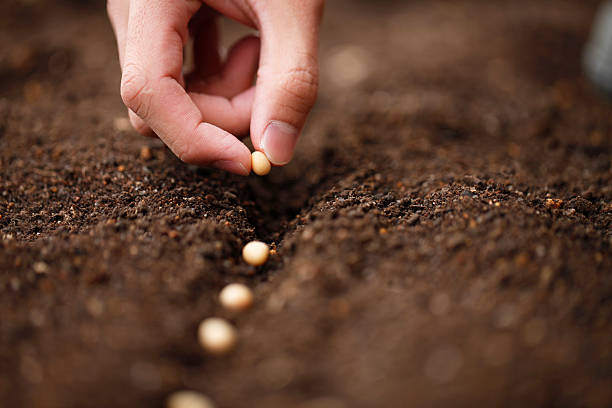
top-left (212, 160), bottom-right (250, 176)
top-left (261, 121), bottom-right (299, 165)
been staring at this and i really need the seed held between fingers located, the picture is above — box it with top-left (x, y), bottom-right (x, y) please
top-left (242, 241), bottom-right (270, 266)
top-left (251, 151), bottom-right (271, 176)
top-left (219, 283), bottom-right (254, 312)
top-left (198, 318), bottom-right (237, 355)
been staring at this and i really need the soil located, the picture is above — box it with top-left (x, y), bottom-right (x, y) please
top-left (1, 0), bottom-right (612, 407)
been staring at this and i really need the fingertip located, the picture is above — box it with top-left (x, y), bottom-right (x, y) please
top-left (181, 123), bottom-right (252, 175)
top-left (260, 120), bottom-right (299, 166)
top-left (211, 160), bottom-right (251, 176)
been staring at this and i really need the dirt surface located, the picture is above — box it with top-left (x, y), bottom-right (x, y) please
top-left (1, 0), bottom-right (612, 407)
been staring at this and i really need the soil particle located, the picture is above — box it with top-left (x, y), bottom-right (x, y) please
top-left (568, 196), bottom-right (596, 215)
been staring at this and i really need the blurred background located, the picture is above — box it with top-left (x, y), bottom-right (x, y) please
top-left (0, 0), bottom-right (607, 116)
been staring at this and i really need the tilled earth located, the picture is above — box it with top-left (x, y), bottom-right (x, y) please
top-left (1, 0), bottom-right (612, 407)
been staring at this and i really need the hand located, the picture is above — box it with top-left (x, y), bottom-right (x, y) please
top-left (107, 0), bottom-right (324, 175)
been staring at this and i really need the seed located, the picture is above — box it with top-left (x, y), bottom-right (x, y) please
top-left (219, 283), bottom-right (253, 312)
top-left (166, 390), bottom-right (216, 408)
top-left (251, 151), bottom-right (271, 176)
top-left (198, 318), bottom-right (237, 355)
top-left (242, 241), bottom-right (269, 266)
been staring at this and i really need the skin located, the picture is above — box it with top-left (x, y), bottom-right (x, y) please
top-left (107, 0), bottom-right (324, 175)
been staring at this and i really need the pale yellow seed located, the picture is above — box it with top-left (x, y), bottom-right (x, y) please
top-left (251, 151), bottom-right (271, 176)
top-left (197, 318), bottom-right (237, 355)
top-left (242, 241), bottom-right (270, 266)
top-left (219, 283), bottom-right (254, 312)
top-left (166, 390), bottom-right (216, 408)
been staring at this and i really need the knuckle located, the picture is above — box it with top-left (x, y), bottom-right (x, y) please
top-left (120, 64), bottom-right (150, 118)
top-left (278, 62), bottom-right (319, 113)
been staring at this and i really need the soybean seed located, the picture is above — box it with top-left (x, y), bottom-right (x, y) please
top-left (198, 318), bottom-right (237, 355)
top-left (242, 241), bottom-right (269, 266)
top-left (219, 283), bottom-right (253, 312)
top-left (166, 390), bottom-right (215, 408)
top-left (251, 151), bottom-right (271, 176)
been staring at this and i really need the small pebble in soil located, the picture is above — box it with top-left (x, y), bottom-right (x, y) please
top-left (242, 241), bottom-right (270, 266)
top-left (166, 390), bottom-right (216, 408)
top-left (219, 283), bottom-right (254, 312)
top-left (251, 151), bottom-right (271, 176)
top-left (545, 198), bottom-right (563, 209)
top-left (198, 318), bottom-right (237, 355)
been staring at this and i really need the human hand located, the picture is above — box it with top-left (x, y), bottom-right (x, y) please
top-left (107, 0), bottom-right (323, 175)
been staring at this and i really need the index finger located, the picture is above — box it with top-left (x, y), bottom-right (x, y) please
top-left (121, 0), bottom-right (251, 175)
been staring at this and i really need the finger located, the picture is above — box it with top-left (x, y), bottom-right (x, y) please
top-left (250, 1), bottom-right (324, 166)
top-left (107, 0), bottom-right (154, 136)
top-left (220, 36), bottom-right (260, 94)
top-left (188, 35), bottom-right (260, 98)
top-left (121, 0), bottom-right (251, 175)
top-left (190, 87), bottom-right (255, 135)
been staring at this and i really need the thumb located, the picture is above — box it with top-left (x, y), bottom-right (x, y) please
top-left (250, 1), bottom-right (323, 166)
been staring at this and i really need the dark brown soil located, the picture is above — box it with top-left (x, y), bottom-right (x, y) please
top-left (1, 0), bottom-right (611, 407)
